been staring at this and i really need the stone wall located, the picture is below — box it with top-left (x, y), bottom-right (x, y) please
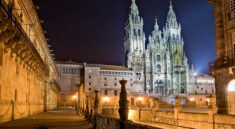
top-left (95, 115), bottom-right (162, 129)
top-left (0, 0), bottom-right (60, 123)
top-left (99, 107), bottom-right (235, 129)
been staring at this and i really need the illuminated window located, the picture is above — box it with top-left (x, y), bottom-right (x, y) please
top-left (156, 65), bottom-right (161, 72)
top-left (156, 55), bottom-right (161, 61)
top-left (114, 90), bottom-right (118, 96)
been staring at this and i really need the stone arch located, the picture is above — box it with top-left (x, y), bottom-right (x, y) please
top-left (228, 79), bottom-right (235, 92)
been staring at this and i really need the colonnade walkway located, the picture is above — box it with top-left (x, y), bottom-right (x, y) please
top-left (0, 108), bottom-right (92, 129)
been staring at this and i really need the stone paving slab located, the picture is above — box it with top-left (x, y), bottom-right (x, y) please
top-left (0, 109), bottom-right (92, 129)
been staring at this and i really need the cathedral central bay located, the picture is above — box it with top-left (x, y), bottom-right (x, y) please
top-left (125, 0), bottom-right (194, 96)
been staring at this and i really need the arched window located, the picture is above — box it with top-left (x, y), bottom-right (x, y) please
top-left (156, 65), bottom-right (161, 72)
top-left (228, 80), bottom-right (235, 92)
top-left (156, 55), bottom-right (161, 61)
top-left (146, 66), bottom-right (150, 72)
top-left (167, 80), bottom-right (171, 88)
top-left (159, 80), bottom-right (163, 86)
top-left (138, 30), bottom-right (141, 36)
top-left (154, 86), bottom-right (158, 93)
top-left (154, 80), bottom-right (158, 85)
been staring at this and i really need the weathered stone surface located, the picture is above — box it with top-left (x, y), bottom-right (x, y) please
top-left (0, 0), bottom-right (59, 123)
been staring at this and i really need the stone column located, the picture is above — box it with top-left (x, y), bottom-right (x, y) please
top-left (208, 95), bottom-right (218, 129)
top-left (94, 90), bottom-right (99, 115)
top-left (119, 80), bottom-right (129, 121)
top-left (85, 96), bottom-right (89, 120)
top-left (77, 84), bottom-right (82, 115)
top-left (11, 100), bottom-right (15, 120)
top-left (174, 97), bottom-right (182, 126)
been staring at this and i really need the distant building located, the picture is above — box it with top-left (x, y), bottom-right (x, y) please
top-left (56, 61), bottom-right (83, 107)
top-left (188, 73), bottom-right (215, 95)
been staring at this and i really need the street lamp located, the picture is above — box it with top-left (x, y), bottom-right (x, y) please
top-left (137, 97), bottom-right (143, 121)
top-left (73, 96), bottom-right (77, 109)
top-left (189, 97), bottom-right (195, 101)
top-left (103, 97), bottom-right (110, 102)
top-left (102, 96), bottom-right (110, 107)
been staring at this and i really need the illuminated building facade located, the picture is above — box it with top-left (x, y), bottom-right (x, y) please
top-left (125, 0), bottom-right (195, 97)
top-left (188, 73), bottom-right (215, 95)
top-left (56, 61), bottom-right (83, 107)
top-left (0, 0), bottom-right (60, 123)
top-left (208, 0), bottom-right (235, 114)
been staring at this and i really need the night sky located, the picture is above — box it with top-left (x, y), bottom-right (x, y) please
top-left (34, 0), bottom-right (216, 74)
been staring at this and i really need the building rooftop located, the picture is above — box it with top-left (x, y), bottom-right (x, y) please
top-left (56, 61), bottom-right (131, 71)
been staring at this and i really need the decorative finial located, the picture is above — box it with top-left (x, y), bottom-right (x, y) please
top-left (170, 0), bottom-right (173, 7)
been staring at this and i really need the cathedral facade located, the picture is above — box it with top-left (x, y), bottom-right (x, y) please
top-left (125, 0), bottom-right (195, 96)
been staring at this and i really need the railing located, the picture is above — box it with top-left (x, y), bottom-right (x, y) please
top-left (230, 11), bottom-right (235, 20)
top-left (0, 0), bottom-right (49, 75)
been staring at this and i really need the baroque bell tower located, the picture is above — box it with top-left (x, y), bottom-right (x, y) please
top-left (124, 0), bottom-right (145, 71)
top-left (124, 0), bottom-right (146, 92)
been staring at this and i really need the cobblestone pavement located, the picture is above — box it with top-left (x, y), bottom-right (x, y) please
top-left (0, 109), bottom-right (92, 129)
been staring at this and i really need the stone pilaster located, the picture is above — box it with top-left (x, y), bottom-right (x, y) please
top-left (213, 68), bottom-right (231, 114)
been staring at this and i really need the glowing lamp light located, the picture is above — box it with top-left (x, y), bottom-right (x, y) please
top-left (73, 96), bottom-right (77, 99)
top-left (128, 110), bottom-right (134, 120)
top-left (137, 97), bottom-right (143, 101)
top-left (228, 80), bottom-right (235, 92)
top-left (189, 97), bottom-right (195, 101)
top-left (103, 97), bottom-right (110, 102)
top-left (193, 72), bottom-right (197, 76)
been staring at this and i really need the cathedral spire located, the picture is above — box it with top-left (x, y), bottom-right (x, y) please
top-left (130, 0), bottom-right (139, 15)
top-left (166, 0), bottom-right (177, 28)
top-left (154, 18), bottom-right (159, 30)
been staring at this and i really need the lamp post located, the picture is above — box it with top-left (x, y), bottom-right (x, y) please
top-left (137, 97), bottom-right (143, 121)
top-left (73, 96), bottom-right (77, 110)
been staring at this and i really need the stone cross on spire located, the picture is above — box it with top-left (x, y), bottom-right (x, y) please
top-left (170, 0), bottom-right (172, 7)
top-left (130, 0), bottom-right (139, 15)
